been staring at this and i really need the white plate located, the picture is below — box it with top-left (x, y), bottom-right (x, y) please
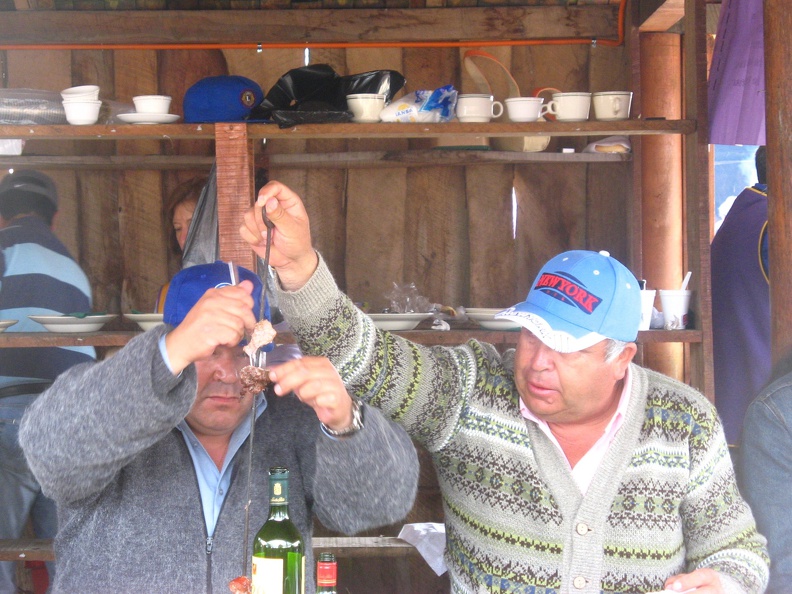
top-left (117, 113), bottom-right (180, 125)
top-left (28, 314), bottom-right (117, 333)
top-left (0, 319), bottom-right (18, 332)
top-left (123, 313), bottom-right (165, 331)
top-left (368, 313), bottom-right (432, 331)
top-left (466, 308), bottom-right (521, 331)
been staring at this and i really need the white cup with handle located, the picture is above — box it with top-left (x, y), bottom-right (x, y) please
top-left (504, 97), bottom-right (545, 122)
top-left (592, 91), bottom-right (633, 121)
top-left (456, 94), bottom-right (504, 123)
top-left (542, 92), bottom-right (592, 121)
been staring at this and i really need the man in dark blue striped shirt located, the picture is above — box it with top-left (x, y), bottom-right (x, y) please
top-left (0, 170), bottom-right (95, 592)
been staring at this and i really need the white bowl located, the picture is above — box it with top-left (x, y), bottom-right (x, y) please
top-left (133, 95), bottom-right (172, 115)
top-left (61, 85), bottom-right (100, 101)
top-left (0, 319), bottom-right (18, 332)
top-left (346, 93), bottom-right (386, 123)
top-left (466, 308), bottom-right (521, 331)
top-left (62, 100), bottom-right (102, 125)
top-left (28, 314), bottom-right (117, 333)
top-left (124, 313), bottom-right (165, 331)
top-left (368, 313), bottom-right (432, 331)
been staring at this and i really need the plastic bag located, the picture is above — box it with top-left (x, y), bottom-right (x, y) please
top-left (384, 282), bottom-right (433, 314)
top-left (0, 89), bottom-right (66, 125)
top-left (250, 64), bottom-right (406, 127)
top-left (180, 164), bottom-right (284, 323)
top-left (379, 85), bottom-right (457, 123)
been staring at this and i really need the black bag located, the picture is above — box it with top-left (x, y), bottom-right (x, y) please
top-left (250, 64), bottom-right (406, 127)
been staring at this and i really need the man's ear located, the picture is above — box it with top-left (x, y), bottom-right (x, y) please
top-left (50, 211), bottom-right (58, 231)
top-left (612, 342), bottom-right (637, 381)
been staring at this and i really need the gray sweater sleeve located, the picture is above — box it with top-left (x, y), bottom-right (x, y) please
top-left (312, 402), bottom-right (419, 534)
top-left (19, 326), bottom-right (195, 504)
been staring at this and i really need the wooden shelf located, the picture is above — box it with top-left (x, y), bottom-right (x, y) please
top-left (0, 119), bottom-right (695, 141)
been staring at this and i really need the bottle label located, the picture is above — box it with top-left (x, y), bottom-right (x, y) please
top-left (316, 560), bottom-right (337, 586)
top-left (251, 557), bottom-right (283, 594)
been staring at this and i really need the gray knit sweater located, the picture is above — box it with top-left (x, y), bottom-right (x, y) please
top-left (276, 256), bottom-right (770, 594)
top-left (19, 326), bottom-right (419, 594)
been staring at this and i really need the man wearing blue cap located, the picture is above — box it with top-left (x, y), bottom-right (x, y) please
top-left (241, 181), bottom-right (769, 594)
top-left (19, 260), bottom-right (419, 594)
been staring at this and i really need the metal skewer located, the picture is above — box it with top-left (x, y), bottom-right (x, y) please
top-left (242, 209), bottom-right (276, 578)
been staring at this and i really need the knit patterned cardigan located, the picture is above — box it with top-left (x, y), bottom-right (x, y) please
top-left (277, 257), bottom-right (769, 594)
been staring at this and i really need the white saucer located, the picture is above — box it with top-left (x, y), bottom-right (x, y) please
top-left (117, 113), bottom-right (180, 125)
top-left (0, 319), bottom-right (18, 332)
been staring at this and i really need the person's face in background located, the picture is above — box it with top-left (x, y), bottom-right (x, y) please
top-left (172, 197), bottom-right (198, 252)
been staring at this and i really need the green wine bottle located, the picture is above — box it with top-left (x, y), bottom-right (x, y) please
top-left (316, 552), bottom-right (337, 594)
top-left (251, 467), bottom-right (305, 594)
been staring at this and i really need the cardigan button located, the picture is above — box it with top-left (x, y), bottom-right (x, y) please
top-left (573, 576), bottom-right (587, 589)
top-left (575, 522), bottom-right (590, 535)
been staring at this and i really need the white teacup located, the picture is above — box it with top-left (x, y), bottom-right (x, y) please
top-left (456, 94), bottom-right (504, 123)
top-left (543, 92), bottom-right (592, 122)
top-left (346, 93), bottom-right (386, 123)
top-left (504, 97), bottom-right (545, 123)
top-left (592, 91), bottom-right (633, 121)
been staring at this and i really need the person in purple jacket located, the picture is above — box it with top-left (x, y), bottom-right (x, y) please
top-left (710, 145), bottom-right (770, 447)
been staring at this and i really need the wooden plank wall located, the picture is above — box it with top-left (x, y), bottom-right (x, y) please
top-left (2, 42), bottom-right (630, 314)
top-left (2, 33), bottom-right (629, 593)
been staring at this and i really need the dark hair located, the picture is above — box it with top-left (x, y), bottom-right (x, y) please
top-left (164, 176), bottom-right (207, 254)
top-left (0, 192), bottom-right (56, 226)
top-left (755, 146), bottom-right (766, 185)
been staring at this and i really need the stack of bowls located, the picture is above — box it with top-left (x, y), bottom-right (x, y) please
top-left (61, 85), bottom-right (102, 125)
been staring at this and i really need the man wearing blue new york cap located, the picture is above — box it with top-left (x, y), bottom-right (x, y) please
top-left (18, 259), bottom-right (419, 593)
top-left (242, 181), bottom-right (768, 594)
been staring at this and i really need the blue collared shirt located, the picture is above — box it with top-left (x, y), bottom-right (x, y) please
top-left (159, 336), bottom-right (267, 536)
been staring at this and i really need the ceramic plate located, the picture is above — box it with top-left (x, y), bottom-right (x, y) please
top-left (466, 308), bottom-right (521, 331)
top-left (117, 113), bottom-right (180, 125)
top-left (368, 313), bottom-right (432, 331)
top-left (0, 319), bottom-right (18, 332)
top-left (124, 313), bottom-right (165, 331)
top-left (28, 314), bottom-right (117, 333)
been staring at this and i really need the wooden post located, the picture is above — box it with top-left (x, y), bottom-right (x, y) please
top-left (639, 32), bottom-right (685, 382)
top-left (215, 123), bottom-right (256, 270)
top-left (683, 0), bottom-right (715, 398)
top-left (764, 0), bottom-right (792, 371)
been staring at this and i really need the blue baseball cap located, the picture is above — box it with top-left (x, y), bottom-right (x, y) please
top-left (183, 76), bottom-right (264, 123)
top-left (495, 250), bottom-right (641, 352)
top-left (163, 261), bottom-right (264, 328)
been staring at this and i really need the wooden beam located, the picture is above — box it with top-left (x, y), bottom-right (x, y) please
top-left (765, 0), bottom-right (792, 369)
top-left (0, 7), bottom-right (618, 47)
top-left (640, 0), bottom-right (685, 32)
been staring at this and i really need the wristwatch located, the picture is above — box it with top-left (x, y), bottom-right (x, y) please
top-left (322, 399), bottom-right (364, 437)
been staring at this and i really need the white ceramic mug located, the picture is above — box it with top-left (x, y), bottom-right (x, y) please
top-left (592, 91), bottom-right (633, 121)
top-left (543, 92), bottom-right (592, 121)
top-left (456, 94), bottom-right (504, 123)
top-left (504, 97), bottom-right (545, 122)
